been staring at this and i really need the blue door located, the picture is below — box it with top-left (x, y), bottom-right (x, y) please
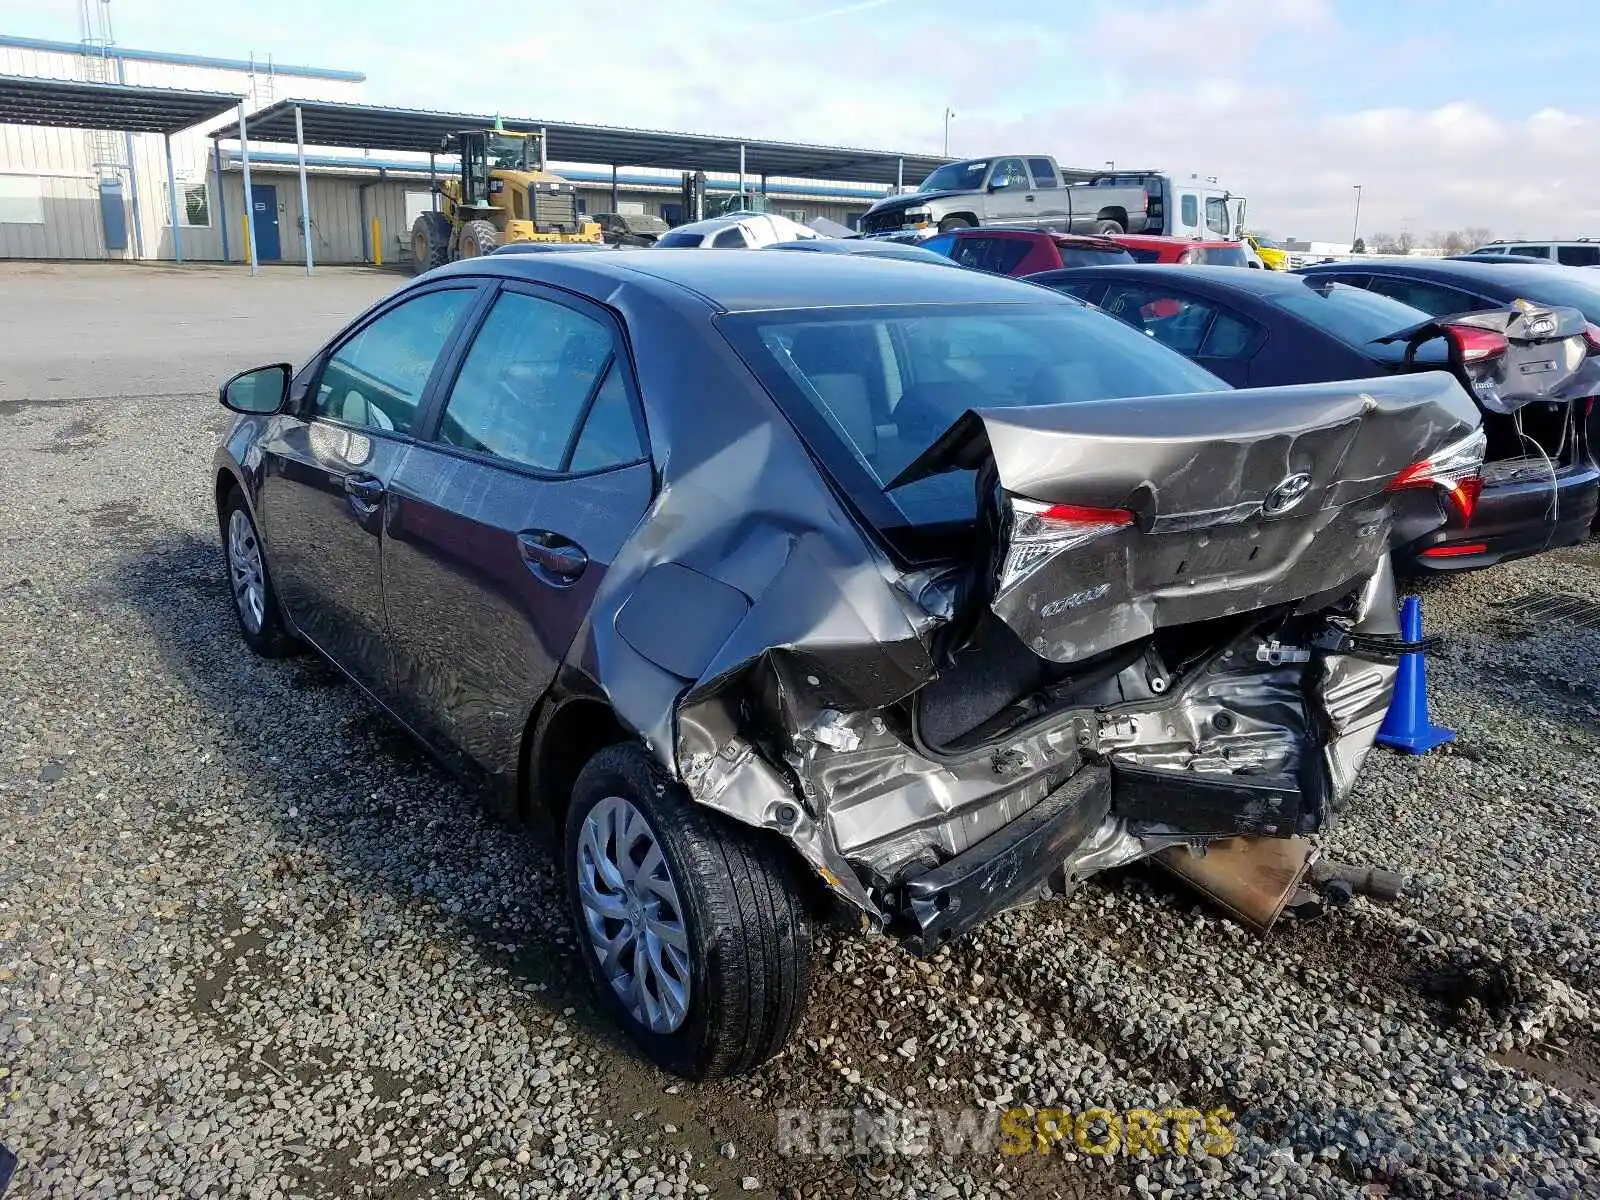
top-left (250, 183), bottom-right (281, 261)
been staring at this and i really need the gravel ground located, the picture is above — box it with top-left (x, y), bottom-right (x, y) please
top-left (2, 265), bottom-right (1599, 1199)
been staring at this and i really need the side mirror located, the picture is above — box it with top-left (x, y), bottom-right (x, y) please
top-left (986, 180), bottom-right (1003, 193)
top-left (220, 363), bottom-right (292, 415)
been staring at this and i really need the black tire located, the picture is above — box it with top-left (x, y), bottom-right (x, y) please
top-left (564, 744), bottom-right (813, 1079)
top-left (1093, 218), bottom-right (1124, 235)
top-left (410, 211), bottom-right (452, 275)
top-left (219, 488), bottom-right (297, 658)
top-left (937, 215), bottom-right (974, 233)
top-left (456, 218), bottom-right (499, 260)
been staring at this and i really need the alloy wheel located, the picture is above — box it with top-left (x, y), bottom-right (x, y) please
top-left (227, 508), bottom-right (266, 635)
top-left (576, 795), bottom-right (692, 1034)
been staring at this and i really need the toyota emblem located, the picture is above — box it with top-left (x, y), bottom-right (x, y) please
top-left (1263, 472), bottom-right (1313, 516)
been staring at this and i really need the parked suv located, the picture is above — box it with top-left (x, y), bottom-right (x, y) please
top-left (1473, 239), bottom-right (1600, 267)
top-left (920, 227), bottom-right (1133, 275)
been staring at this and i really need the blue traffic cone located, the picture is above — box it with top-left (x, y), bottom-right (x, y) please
top-left (1376, 595), bottom-right (1455, 754)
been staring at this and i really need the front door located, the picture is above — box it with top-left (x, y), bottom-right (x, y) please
top-left (981, 158), bottom-right (1037, 227)
top-left (382, 283), bottom-right (654, 784)
top-left (250, 183), bottom-right (281, 261)
top-left (1172, 190), bottom-right (1203, 238)
top-left (254, 283), bottom-right (481, 696)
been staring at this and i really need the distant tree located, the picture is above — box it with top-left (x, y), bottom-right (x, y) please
top-left (1370, 232), bottom-right (1400, 254)
top-left (1462, 225), bottom-right (1494, 250)
top-left (1352, 236), bottom-right (1366, 254)
top-left (1395, 231), bottom-right (1416, 254)
top-left (1440, 230), bottom-right (1470, 254)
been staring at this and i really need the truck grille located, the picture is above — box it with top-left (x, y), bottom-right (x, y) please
top-left (862, 209), bottom-right (910, 235)
top-left (531, 187), bottom-right (577, 232)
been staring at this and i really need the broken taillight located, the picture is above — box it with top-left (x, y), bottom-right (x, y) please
top-left (1386, 427), bottom-right (1488, 525)
top-left (1001, 498), bottom-right (1134, 592)
top-left (1583, 322), bottom-right (1600, 355)
top-left (1444, 324), bottom-right (1509, 364)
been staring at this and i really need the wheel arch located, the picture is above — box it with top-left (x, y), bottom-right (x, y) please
top-left (520, 689), bottom-right (634, 836)
top-left (1096, 206), bottom-right (1128, 228)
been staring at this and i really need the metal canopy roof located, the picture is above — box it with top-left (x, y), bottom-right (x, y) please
top-left (0, 74), bottom-right (242, 135)
top-left (208, 98), bottom-right (952, 186)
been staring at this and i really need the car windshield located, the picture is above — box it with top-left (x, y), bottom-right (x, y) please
top-left (1201, 246), bottom-right (1250, 267)
top-left (1272, 280), bottom-right (1429, 345)
top-left (1058, 244), bottom-right (1136, 267)
top-left (1253, 236), bottom-right (1283, 250)
top-left (622, 215), bottom-right (669, 233)
top-left (723, 301), bottom-right (1225, 528)
top-left (918, 161), bottom-right (990, 193)
top-left (656, 229), bottom-right (705, 247)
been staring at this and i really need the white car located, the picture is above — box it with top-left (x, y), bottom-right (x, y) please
top-left (1471, 239), bottom-right (1600, 267)
top-left (654, 212), bottom-right (820, 249)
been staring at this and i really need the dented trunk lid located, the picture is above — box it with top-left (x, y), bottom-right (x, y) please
top-left (892, 372), bottom-right (1480, 664)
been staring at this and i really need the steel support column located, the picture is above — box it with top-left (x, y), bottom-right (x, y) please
top-left (294, 104), bottom-right (314, 275)
top-left (213, 137), bottom-right (230, 261)
top-left (163, 134), bottom-right (183, 263)
top-left (238, 101), bottom-right (259, 275)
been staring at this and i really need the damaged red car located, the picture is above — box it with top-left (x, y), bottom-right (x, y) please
top-left (212, 251), bottom-right (1482, 1078)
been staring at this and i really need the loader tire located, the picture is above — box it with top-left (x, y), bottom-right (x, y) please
top-left (410, 211), bottom-right (452, 274)
top-left (457, 219), bottom-right (500, 260)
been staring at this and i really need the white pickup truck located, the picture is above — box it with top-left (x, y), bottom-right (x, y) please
top-left (861, 157), bottom-right (1243, 241)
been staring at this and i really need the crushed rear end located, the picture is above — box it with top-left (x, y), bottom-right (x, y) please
top-left (642, 370), bottom-right (1481, 948)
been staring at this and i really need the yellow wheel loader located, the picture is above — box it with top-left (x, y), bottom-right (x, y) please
top-left (410, 125), bottom-right (602, 273)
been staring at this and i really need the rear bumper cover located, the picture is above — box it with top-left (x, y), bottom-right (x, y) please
top-left (1398, 459), bottom-right (1599, 571)
top-left (897, 765), bottom-right (1112, 954)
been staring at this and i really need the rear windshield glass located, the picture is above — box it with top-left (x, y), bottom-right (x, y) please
top-left (655, 230), bottom-right (705, 247)
top-left (1124, 247), bottom-right (1162, 264)
top-left (1271, 281), bottom-right (1429, 346)
top-left (1483, 269), bottom-right (1600, 323)
top-left (722, 301), bottom-right (1224, 529)
top-left (1200, 246), bottom-right (1250, 267)
top-left (1059, 244), bottom-right (1135, 267)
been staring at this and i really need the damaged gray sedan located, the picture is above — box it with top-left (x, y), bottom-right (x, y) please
top-left (212, 251), bottom-right (1483, 1078)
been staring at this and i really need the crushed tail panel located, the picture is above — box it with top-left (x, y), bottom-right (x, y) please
top-left (893, 372), bottom-right (1478, 665)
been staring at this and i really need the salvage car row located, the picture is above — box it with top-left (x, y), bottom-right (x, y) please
top-left (211, 214), bottom-right (1600, 1080)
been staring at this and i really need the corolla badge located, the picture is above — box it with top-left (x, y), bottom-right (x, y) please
top-left (1262, 472), bottom-right (1313, 516)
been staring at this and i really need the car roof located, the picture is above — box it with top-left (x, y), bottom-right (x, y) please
top-left (1296, 257), bottom-right (1570, 295)
top-left (1113, 234), bottom-right (1238, 248)
top-left (439, 246), bottom-right (1054, 313)
top-left (1031, 263), bottom-right (1315, 296)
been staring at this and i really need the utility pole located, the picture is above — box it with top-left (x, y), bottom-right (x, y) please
top-left (1351, 184), bottom-right (1363, 251)
top-left (942, 107), bottom-right (955, 157)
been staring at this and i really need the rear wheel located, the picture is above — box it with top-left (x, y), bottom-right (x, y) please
top-left (564, 745), bottom-right (813, 1079)
top-left (937, 215), bottom-right (974, 233)
top-left (456, 218), bottom-right (499, 260)
top-left (1093, 218), bottom-right (1124, 235)
top-left (410, 211), bottom-right (453, 274)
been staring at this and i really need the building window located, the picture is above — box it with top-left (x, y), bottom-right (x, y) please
top-left (783, 208), bottom-right (807, 222)
top-left (165, 179), bottom-right (211, 228)
top-left (0, 175), bottom-right (46, 224)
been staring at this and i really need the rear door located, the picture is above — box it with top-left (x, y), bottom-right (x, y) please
top-left (381, 282), bottom-right (654, 783)
top-left (255, 283), bottom-right (481, 696)
top-left (1026, 158), bottom-right (1067, 230)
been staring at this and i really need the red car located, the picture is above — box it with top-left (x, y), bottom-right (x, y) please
top-left (920, 227), bottom-right (1134, 276)
top-left (1110, 234), bottom-right (1256, 266)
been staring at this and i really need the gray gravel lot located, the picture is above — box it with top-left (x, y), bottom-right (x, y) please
top-left (2, 264), bottom-right (1598, 1199)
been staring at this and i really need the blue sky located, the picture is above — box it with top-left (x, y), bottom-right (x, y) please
top-left (9, 0), bottom-right (1600, 239)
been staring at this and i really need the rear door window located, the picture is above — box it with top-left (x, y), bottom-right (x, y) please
top-left (987, 238), bottom-right (1034, 275)
top-left (711, 226), bottom-right (748, 248)
top-left (988, 159), bottom-right (1030, 191)
top-left (1507, 245), bottom-right (1552, 259)
top-left (1026, 158), bottom-right (1060, 189)
top-left (1099, 283), bottom-right (1218, 355)
top-left (435, 290), bottom-right (631, 473)
top-left (1557, 244), bottom-right (1600, 267)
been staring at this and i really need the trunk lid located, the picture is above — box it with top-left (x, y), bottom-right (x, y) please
top-left (891, 372), bottom-right (1479, 664)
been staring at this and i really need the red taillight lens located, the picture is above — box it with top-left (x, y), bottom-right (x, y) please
top-left (1036, 503), bottom-right (1136, 526)
top-left (1583, 322), bottom-right (1600, 354)
top-left (1387, 427), bottom-right (1488, 525)
top-left (1421, 543), bottom-right (1488, 558)
top-left (1445, 324), bottom-right (1509, 364)
top-left (1002, 498), bottom-right (1134, 594)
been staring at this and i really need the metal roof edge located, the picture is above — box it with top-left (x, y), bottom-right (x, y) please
top-left (0, 33), bottom-right (366, 83)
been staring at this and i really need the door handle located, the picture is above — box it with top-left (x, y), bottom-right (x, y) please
top-left (517, 530), bottom-right (588, 586)
top-left (1025, 194), bottom-right (1036, 201)
top-left (343, 475), bottom-right (385, 505)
